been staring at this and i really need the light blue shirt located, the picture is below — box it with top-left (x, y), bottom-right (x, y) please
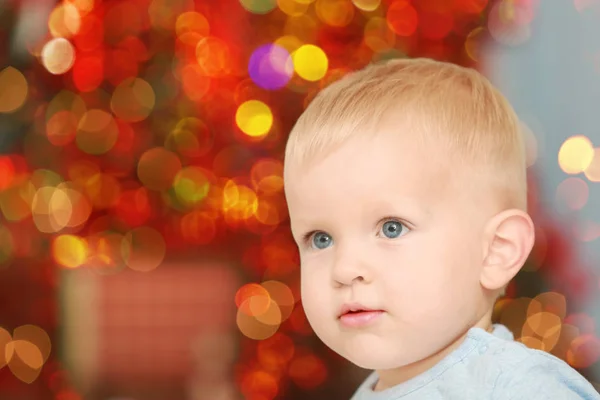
top-left (351, 324), bottom-right (600, 399)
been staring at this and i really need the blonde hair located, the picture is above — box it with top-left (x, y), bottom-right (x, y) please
top-left (284, 57), bottom-right (527, 210)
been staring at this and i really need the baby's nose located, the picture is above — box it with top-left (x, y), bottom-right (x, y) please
top-left (331, 247), bottom-right (373, 286)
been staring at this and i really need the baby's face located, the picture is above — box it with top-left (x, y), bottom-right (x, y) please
top-left (284, 128), bottom-right (491, 370)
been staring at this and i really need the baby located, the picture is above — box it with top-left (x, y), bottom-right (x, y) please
top-left (283, 58), bottom-right (600, 399)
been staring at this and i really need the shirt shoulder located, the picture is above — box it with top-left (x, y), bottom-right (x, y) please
top-left (490, 340), bottom-right (600, 400)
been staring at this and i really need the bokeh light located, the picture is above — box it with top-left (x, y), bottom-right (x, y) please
top-left (558, 135), bottom-right (595, 174)
top-left (353, 0), bottom-right (381, 12)
top-left (0, 328), bottom-right (11, 369)
top-left (257, 332), bottom-right (295, 371)
top-left (176, 11), bottom-right (210, 39)
top-left (293, 44), bottom-right (328, 81)
top-left (121, 226), bottom-right (166, 272)
top-left (386, 0), bottom-right (418, 36)
top-left (173, 166), bottom-right (211, 207)
top-left (41, 38), bottom-right (76, 75)
top-left (236, 100), bottom-right (274, 137)
top-left (165, 118), bottom-right (214, 159)
top-left (180, 64), bottom-right (211, 101)
top-left (48, 2), bottom-right (81, 38)
top-left (110, 78), bottom-right (156, 122)
top-left (0, 67), bottom-right (28, 113)
top-left (46, 110), bottom-right (79, 146)
top-left (53, 235), bottom-right (88, 268)
top-left (315, 0), bottom-right (355, 27)
top-left (76, 110), bottom-right (119, 155)
top-left (240, 0), bottom-right (278, 14)
top-left (137, 147), bottom-right (183, 191)
top-left (289, 352), bottom-right (328, 389)
top-left (2, 325), bottom-right (52, 384)
top-left (249, 44), bottom-right (294, 90)
top-left (277, 0), bottom-right (309, 16)
top-left (364, 17), bottom-right (396, 52)
top-left (195, 36), bottom-right (231, 77)
top-left (584, 148), bottom-right (600, 182)
top-left (556, 177), bottom-right (589, 212)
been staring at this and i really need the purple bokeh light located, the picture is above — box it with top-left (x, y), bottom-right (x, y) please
top-left (248, 44), bottom-right (293, 90)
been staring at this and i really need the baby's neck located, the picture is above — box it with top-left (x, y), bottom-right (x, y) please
top-left (374, 318), bottom-right (493, 391)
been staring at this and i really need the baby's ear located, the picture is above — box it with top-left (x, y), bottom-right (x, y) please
top-left (479, 209), bottom-right (535, 291)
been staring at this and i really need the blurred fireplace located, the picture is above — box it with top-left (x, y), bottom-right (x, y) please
top-left (60, 261), bottom-right (241, 400)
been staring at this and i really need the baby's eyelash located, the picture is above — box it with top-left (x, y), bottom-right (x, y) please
top-left (378, 216), bottom-right (411, 228)
top-left (301, 230), bottom-right (317, 244)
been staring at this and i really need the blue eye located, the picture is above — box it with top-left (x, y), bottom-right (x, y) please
top-left (381, 220), bottom-right (407, 239)
top-left (311, 232), bottom-right (333, 249)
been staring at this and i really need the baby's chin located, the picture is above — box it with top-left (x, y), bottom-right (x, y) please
top-left (327, 335), bottom-right (416, 370)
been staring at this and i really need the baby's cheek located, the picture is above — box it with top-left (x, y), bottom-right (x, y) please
top-left (300, 273), bottom-right (328, 311)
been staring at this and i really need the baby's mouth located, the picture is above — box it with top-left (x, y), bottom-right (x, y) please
top-left (337, 302), bottom-right (385, 327)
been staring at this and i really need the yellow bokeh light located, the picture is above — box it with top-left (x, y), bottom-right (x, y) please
top-left (223, 183), bottom-right (259, 221)
top-left (31, 186), bottom-right (73, 233)
top-left (237, 298), bottom-right (280, 340)
top-left (48, 3), bottom-right (81, 38)
top-left (0, 67), bottom-right (28, 113)
top-left (584, 148), bottom-right (600, 182)
top-left (12, 325), bottom-right (52, 366)
top-left (465, 27), bottom-right (485, 62)
top-left (65, 0), bottom-right (94, 16)
top-left (53, 234), bottom-right (88, 268)
top-left (284, 15), bottom-right (318, 44)
top-left (274, 35), bottom-right (304, 54)
top-left (5, 340), bottom-right (44, 383)
top-left (352, 0), bottom-right (381, 11)
top-left (277, 0), bottom-right (309, 16)
top-left (173, 166), bottom-right (211, 207)
top-left (261, 280), bottom-right (295, 322)
top-left (175, 11), bottom-right (210, 38)
top-left (522, 311), bottom-right (562, 352)
top-left (533, 291), bottom-right (567, 320)
top-left (110, 77), bottom-right (155, 122)
top-left (293, 45), bottom-right (328, 81)
top-left (41, 38), bottom-right (76, 75)
top-left (315, 0), bottom-right (355, 27)
top-left (235, 100), bottom-right (273, 137)
top-left (558, 135), bottom-right (595, 174)
top-left (86, 231), bottom-right (127, 271)
top-left (57, 184), bottom-right (92, 228)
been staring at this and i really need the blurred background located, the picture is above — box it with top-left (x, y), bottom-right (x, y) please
top-left (0, 0), bottom-right (599, 399)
